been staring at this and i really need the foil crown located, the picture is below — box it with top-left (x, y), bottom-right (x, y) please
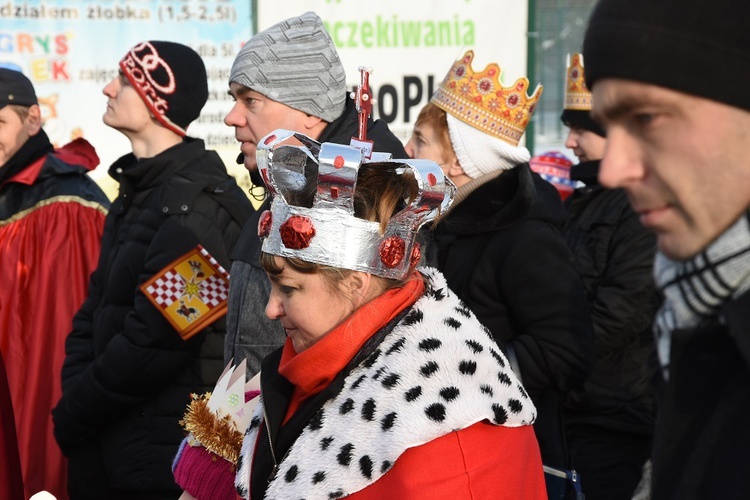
top-left (257, 129), bottom-right (456, 279)
top-left (431, 50), bottom-right (543, 147)
top-left (564, 53), bottom-right (592, 111)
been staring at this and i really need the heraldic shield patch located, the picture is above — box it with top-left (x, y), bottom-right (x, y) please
top-left (139, 245), bottom-right (230, 340)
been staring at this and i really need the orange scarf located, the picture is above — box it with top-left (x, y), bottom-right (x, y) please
top-left (278, 273), bottom-right (425, 423)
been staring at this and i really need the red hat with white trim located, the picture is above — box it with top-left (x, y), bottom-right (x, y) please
top-left (529, 151), bottom-right (576, 201)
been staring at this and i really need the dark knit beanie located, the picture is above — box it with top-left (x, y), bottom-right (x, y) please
top-left (0, 68), bottom-right (37, 108)
top-left (120, 41), bottom-right (208, 136)
top-left (561, 109), bottom-right (605, 137)
top-left (229, 12), bottom-right (346, 123)
top-left (583, 0), bottom-right (750, 111)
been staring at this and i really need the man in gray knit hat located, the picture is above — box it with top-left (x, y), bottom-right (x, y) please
top-left (223, 12), bottom-right (407, 374)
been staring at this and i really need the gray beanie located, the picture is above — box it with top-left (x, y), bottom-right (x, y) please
top-left (229, 12), bottom-right (346, 123)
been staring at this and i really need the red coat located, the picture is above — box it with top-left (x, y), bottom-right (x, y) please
top-left (175, 271), bottom-right (546, 500)
top-left (240, 269), bottom-right (547, 499)
top-left (351, 422), bottom-right (545, 499)
top-left (0, 137), bottom-right (109, 499)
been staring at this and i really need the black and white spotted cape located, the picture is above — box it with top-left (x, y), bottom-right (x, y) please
top-left (235, 267), bottom-right (537, 499)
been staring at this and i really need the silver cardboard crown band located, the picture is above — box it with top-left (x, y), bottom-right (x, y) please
top-left (256, 129), bottom-right (456, 279)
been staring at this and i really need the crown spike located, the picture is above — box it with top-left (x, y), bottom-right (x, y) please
top-left (564, 52), bottom-right (593, 111)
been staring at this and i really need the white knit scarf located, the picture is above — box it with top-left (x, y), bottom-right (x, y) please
top-left (654, 212), bottom-right (750, 379)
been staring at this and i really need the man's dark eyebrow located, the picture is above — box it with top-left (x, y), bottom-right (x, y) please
top-left (592, 98), bottom-right (643, 123)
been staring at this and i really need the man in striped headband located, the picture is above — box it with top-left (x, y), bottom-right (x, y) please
top-left (52, 41), bottom-right (253, 498)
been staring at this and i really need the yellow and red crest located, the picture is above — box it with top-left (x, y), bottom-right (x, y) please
top-left (140, 245), bottom-right (230, 340)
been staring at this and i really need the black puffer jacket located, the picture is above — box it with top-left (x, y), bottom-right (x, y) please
top-left (53, 138), bottom-right (253, 495)
top-left (431, 164), bottom-right (594, 468)
top-left (652, 289), bottom-right (750, 499)
top-left (562, 160), bottom-right (658, 435)
top-left (225, 96), bottom-right (408, 375)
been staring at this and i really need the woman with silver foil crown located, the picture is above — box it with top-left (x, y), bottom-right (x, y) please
top-left (243, 129), bottom-right (545, 499)
top-left (174, 129), bottom-right (546, 499)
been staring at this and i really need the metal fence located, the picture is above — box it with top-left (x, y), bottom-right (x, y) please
top-left (528, 0), bottom-right (597, 156)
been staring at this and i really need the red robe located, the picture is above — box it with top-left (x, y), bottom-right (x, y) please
top-left (0, 350), bottom-right (23, 500)
top-left (0, 139), bottom-right (108, 499)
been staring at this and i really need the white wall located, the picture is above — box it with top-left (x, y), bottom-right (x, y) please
top-left (257, 0), bottom-right (531, 143)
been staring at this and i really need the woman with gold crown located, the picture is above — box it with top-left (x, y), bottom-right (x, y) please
top-left (405, 51), bottom-right (595, 498)
top-left (173, 129), bottom-right (546, 499)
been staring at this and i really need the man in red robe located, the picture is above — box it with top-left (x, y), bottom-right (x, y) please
top-left (0, 68), bottom-right (109, 499)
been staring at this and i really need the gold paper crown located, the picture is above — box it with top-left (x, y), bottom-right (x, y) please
top-left (431, 50), bottom-right (542, 147)
top-left (564, 53), bottom-right (592, 111)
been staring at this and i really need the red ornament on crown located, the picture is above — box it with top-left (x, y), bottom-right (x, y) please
top-left (258, 210), bottom-right (273, 238)
top-left (379, 236), bottom-right (406, 268)
top-left (279, 216), bottom-right (316, 250)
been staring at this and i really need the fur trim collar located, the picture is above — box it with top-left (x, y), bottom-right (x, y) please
top-left (236, 267), bottom-right (536, 499)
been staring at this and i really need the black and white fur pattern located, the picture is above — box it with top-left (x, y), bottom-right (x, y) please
top-left (236, 267), bottom-right (536, 499)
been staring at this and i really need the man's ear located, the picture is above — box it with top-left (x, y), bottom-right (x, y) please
top-left (26, 105), bottom-right (43, 136)
top-left (302, 113), bottom-right (324, 131)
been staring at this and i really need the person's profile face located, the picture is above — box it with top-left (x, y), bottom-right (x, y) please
top-left (592, 78), bottom-right (750, 260)
top-left (101, 72), bottom-right (152, 135)
top-left (405, 122), bottom-right (454, 178)
top-left (264, 257), bottom-right (357, 353)
top-left (224, 83), bottom-right (310, 173)
top-left (0, 105), bottom-right (35, 168)
top-left (564, 126), bottom-right (606, 163)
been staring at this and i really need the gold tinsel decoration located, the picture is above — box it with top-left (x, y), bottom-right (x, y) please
top-left (179, 392), bottom-right (244, 466)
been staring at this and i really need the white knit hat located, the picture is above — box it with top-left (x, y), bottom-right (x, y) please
top-left (446, 113), bottom-right (530, 178)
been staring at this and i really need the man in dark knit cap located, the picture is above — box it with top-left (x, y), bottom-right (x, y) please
top-left (559, 52), bottom-right (658, 500)
top-left (52, 41), bottom-right (253, 499)
top-left (223, 12), bottom-right (407, 376)
top-left (583, 1), bottom-right (750, 498)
